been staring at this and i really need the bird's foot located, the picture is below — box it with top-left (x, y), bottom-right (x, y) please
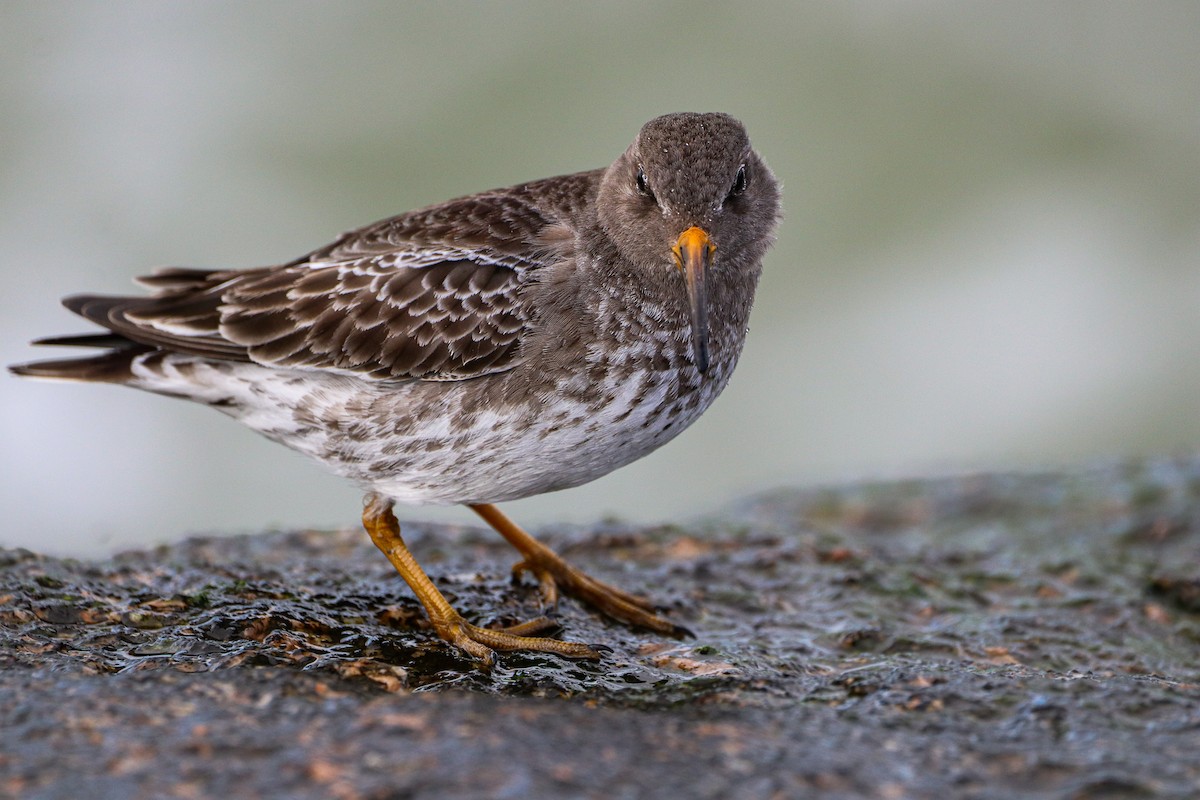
top-left (363, 493), bottom-right (604, 667)
top-left (471, 503), bottom-right (692, 638)
top-left (511, 553), bottom-right (690, 637)
top-left (426, 612), bottom-right (605, 667)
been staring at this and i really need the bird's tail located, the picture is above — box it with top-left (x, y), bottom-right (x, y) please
top-left (9, 332), bottom-right (149, 383)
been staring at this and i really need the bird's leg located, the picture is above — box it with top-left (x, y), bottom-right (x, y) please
top-left (362, 494), bottom-right (602, 665)
top-left (468, 503), bottom-right (691, 637)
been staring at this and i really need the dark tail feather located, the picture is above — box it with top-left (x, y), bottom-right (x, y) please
top-left (134, 266), bottom-right (222, 290)
top-left (30, 332), bottom-right (131, 349)
top-left (9, 346), bottom-right (149, 383)
top-left (62, 294), bottom-right (127, 329)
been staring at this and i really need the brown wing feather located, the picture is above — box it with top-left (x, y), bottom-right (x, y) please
top-left (221, 256), bottom-right (529, 380)
top-left (58, 184), bottom-right (582, 381)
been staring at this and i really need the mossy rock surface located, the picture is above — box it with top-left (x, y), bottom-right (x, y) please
top-left (3, 457), bottom-right (1199, 798)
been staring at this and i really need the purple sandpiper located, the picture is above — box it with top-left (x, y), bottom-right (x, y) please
top-left (12, 112), bottom-right (780, 664)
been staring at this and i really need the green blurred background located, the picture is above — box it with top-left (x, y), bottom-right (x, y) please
top-left (3, 2), bottom-right (1198, 556)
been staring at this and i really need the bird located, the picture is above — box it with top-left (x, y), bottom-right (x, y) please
top-left (11, 112), bottom-right (780, 665)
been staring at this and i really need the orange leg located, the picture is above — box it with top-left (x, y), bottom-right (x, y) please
top-left (469, 503), bottom-right (690, 637)
top-left (362, 494), bottom-right (602, 665)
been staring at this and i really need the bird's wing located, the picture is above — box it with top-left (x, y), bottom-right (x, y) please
top-left (66, 190), bottom-right (571, 382)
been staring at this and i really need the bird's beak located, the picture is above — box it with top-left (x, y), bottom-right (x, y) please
top-left (672, 226), bottom-right (715, 373)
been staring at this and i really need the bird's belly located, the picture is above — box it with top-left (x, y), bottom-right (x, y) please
top-left (363, 366), bottom-right (728, 505)
top-left (129, 355), bottom-right (732, 507)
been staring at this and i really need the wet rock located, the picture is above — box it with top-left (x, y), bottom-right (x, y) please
top-left (2, 457), bottom-right (1199, 798)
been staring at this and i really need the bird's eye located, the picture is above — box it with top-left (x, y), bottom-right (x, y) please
top-left (726, 164), bottom-right (749, 202)
top-left (635, 167), bottom-right (654, 199)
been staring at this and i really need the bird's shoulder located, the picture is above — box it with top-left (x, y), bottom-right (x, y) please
top-left (299, 167), bottom-right (603, 267)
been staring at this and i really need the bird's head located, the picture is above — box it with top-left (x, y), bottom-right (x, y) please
top-left (597, 112), bottom-right (780, 374)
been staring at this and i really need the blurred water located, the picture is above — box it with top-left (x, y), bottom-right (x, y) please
top-left (2, 2), bottom-right (1198, 556)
